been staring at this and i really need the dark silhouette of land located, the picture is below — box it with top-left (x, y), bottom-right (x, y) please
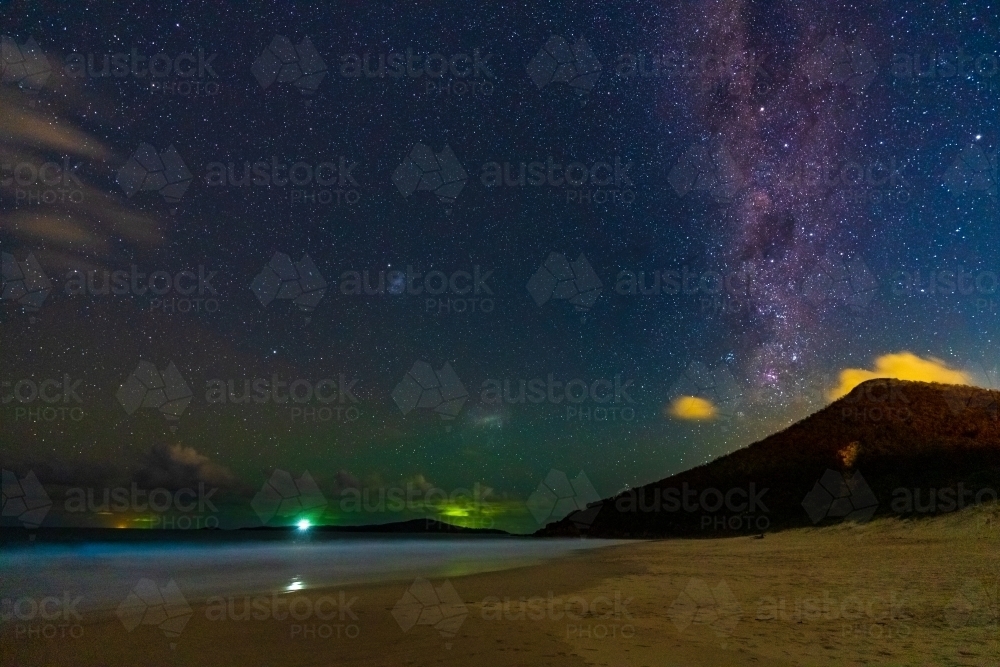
top-left (539, 379), bottom-right (1000, 537)
top-left (0, 518), bottom-right (508, 546)
top-left (244, 517), bottom-right (509, 535)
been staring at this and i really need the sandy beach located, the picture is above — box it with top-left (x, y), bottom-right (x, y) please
top-left (4, 504), bottom-right (998, 667)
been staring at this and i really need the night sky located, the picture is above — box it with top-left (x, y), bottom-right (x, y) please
top-left (2, 1), bottom-right (999, 533)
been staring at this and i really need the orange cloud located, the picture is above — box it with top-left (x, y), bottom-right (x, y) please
top-left (668, 395), bottom-right (718, 420)
top-left (827, 352), bottom-right (971, 400)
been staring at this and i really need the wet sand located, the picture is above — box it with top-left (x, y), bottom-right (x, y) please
top-left (3, 504), bottom-right (998, 667)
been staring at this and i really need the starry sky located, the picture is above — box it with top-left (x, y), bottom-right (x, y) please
top-left (2, 1), bottom-right (999, 533)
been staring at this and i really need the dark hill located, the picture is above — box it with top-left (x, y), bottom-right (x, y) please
top-left (537, 379), bottom-right (1000, 538)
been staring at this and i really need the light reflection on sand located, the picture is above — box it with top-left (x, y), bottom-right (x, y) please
top-left (1, 538), bottom-right (626, 612)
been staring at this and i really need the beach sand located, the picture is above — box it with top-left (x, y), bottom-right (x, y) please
top-left (4, 505), bottom-right (999, 667)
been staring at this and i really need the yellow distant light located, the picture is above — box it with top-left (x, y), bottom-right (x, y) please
top-left (668, 395), bottom-right (718, 420)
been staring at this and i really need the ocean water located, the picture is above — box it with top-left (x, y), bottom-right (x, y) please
top-left (1, 537), bottom-right (622, 612)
